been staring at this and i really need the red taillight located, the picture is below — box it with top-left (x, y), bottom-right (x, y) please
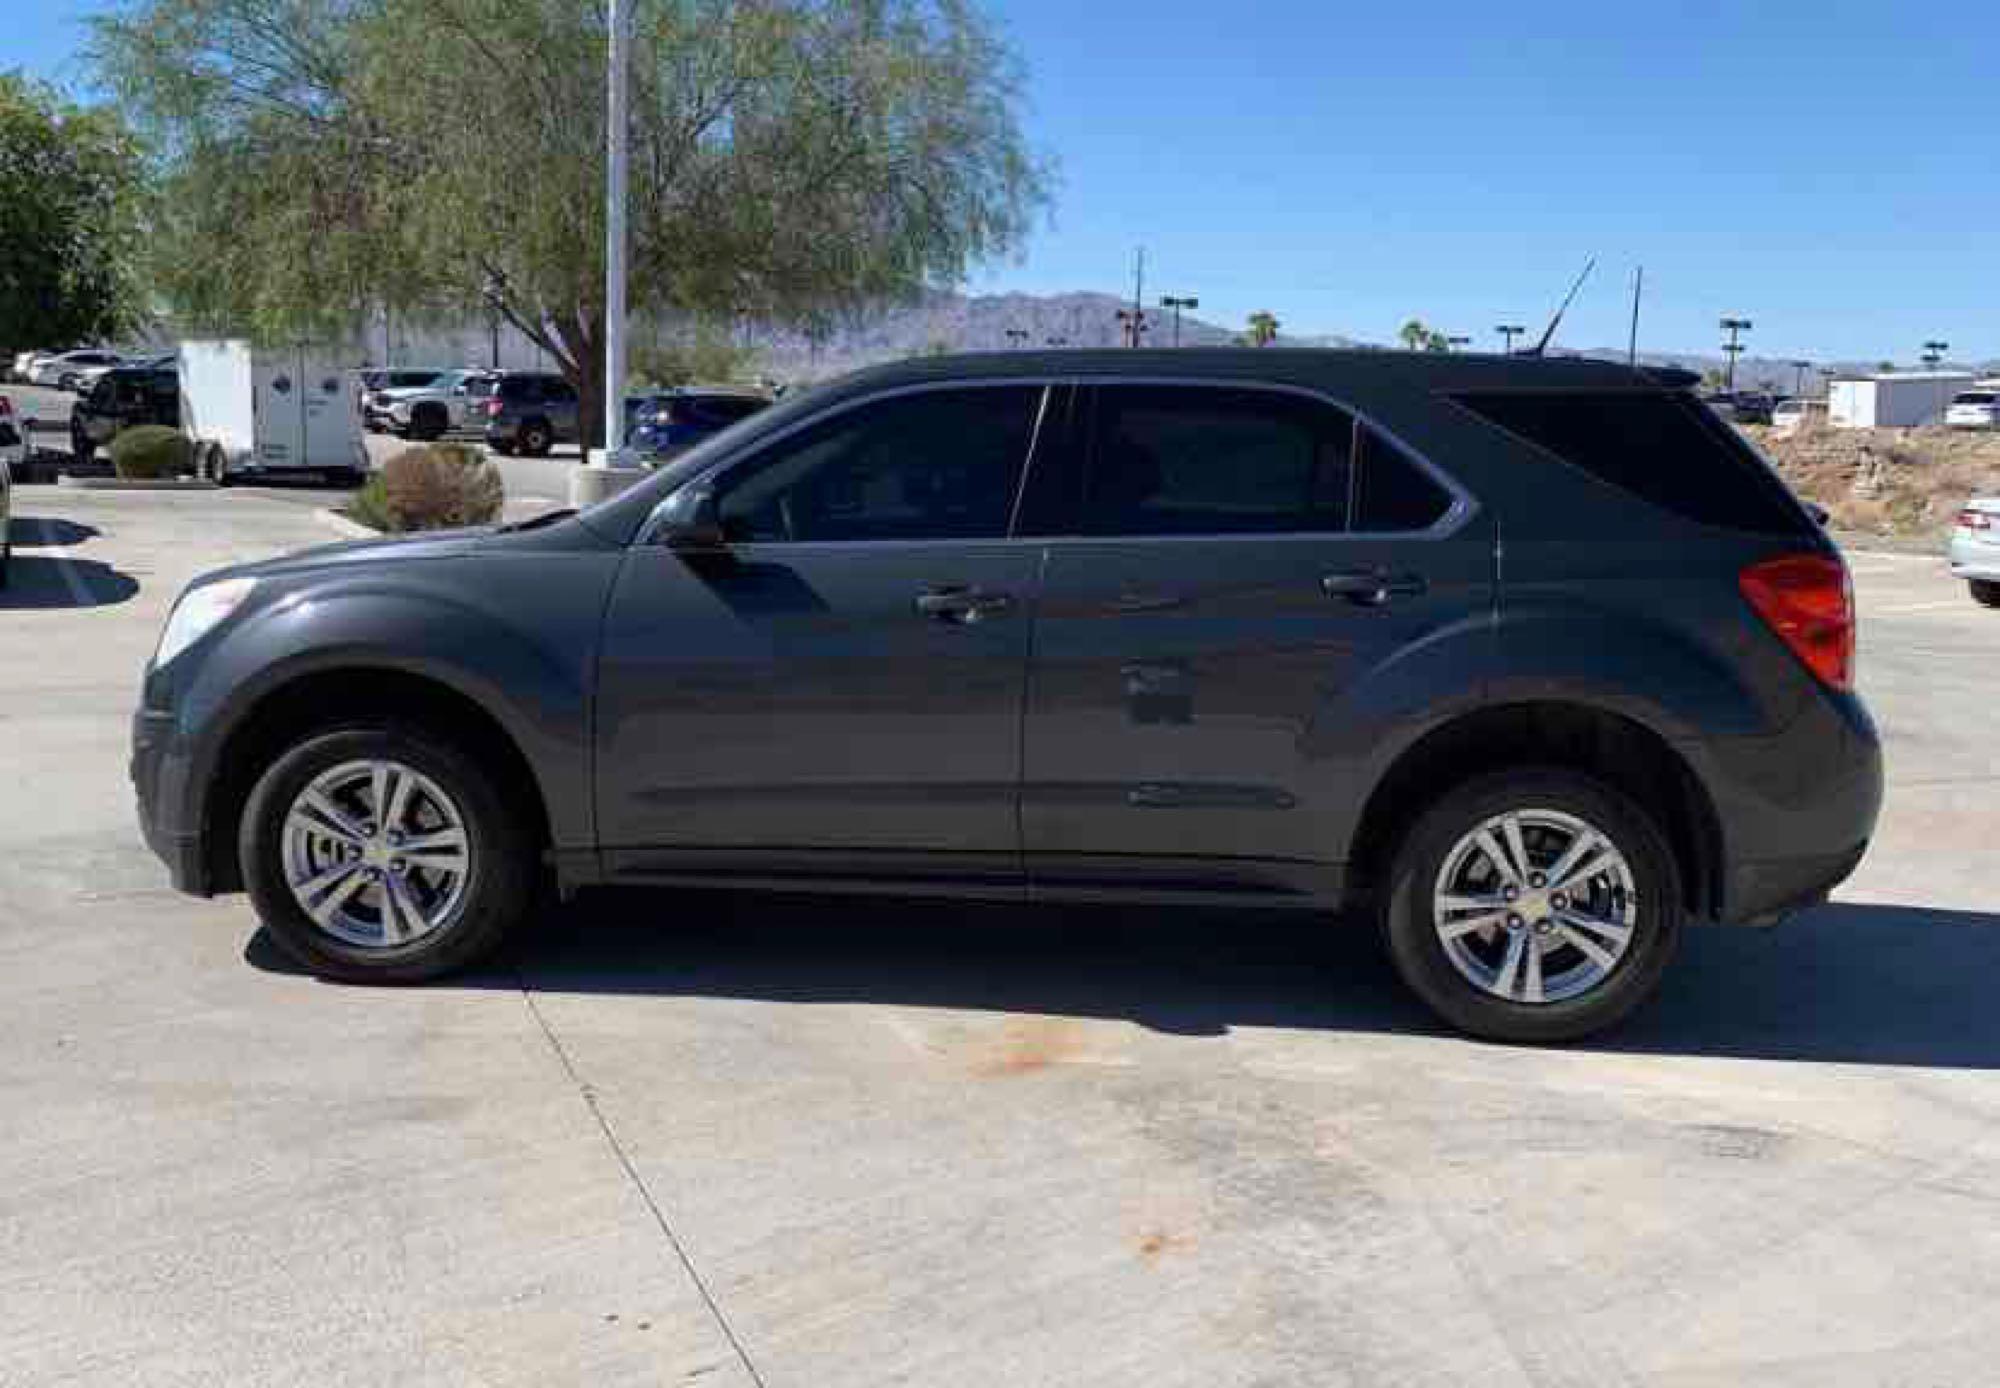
top-left (1739, 554), bottom-right (1854, 690)
top-left (0, 393), bottom-right (12, 417)
top-left (1959, 508), bottom-right (1992, 531)
top-left (485, 397), bottom-right (504, 417)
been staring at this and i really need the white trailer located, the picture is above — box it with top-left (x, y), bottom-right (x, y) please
top-left (1827, 371), bottom-right (1973, 429)
top-left (179, 340), bottom-right (368, 483)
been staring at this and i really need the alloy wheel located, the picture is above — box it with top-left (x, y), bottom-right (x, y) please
top-left (279, 759), bottom-right (473, 949)
top-left (1431, 808), bottom-right (1637, 1004)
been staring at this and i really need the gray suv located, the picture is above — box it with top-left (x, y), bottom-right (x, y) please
top-left (484, 371), bottom-right (579, 457)
top-left (132, 350), bottom-right (1882, 1042)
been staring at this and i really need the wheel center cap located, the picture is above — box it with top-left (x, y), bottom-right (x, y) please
top-left (361, 840), bottom-right (391, 869)
top-left (1517, 888), bottom-right (1552, 921)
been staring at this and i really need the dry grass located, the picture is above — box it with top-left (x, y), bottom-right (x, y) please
top-left (1745, 423), bottom-right (2000, 541)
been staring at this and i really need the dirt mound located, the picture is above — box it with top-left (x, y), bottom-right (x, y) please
top-left (1745, 424), bottom-right (2000, 541)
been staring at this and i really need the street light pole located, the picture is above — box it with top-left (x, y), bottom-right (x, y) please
top-left (1720, 317), bottom-right (1752, 394)
top-left (603, 0), bottom-right (631, 462)
top-left (1445, 335), bottom-right (1471, 353)
top-left (1496, 324), bottom-right (1525, 355)
top-left (1791, 359), bottom-right (1810, 397)
top-left (1159, 295), bottom-right (1198, 347)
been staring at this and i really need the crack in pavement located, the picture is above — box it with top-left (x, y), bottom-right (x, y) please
top-left (516, 974), bottom-right (769, 1388)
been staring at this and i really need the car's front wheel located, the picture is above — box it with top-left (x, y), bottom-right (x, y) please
top-left (1381, 769), bottom-right (1682, 1043)
top-left (1970, 579), bottom-right (2000, 608)
top-left (240, 724), bottom-right (534, 981)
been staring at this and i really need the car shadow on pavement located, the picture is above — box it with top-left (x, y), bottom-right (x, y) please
top-left (0, 553), bottom-right (139, 608)
top-left (8, 516), bottom-right (100, 546)
top-left (250, 891), bottom-right (2000, 1069)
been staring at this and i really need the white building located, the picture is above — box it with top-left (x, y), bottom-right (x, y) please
top-left (1826, 371), bottom-right (1974, 429)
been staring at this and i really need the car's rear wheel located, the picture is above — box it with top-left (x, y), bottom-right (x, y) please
top-left (239, 724), bottom-right (534, 982)
top-left (1381, 769), bottom-right (1682, 1043)
top-left (1970, 579), bottom-right (2000, 608)
top-left (517, 420), bottom-right (553, 457)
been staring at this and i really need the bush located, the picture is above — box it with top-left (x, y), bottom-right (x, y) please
top-left (375, 443), bottom-right (504, 532)
top-left (345, 474), bottom-right (395, 532)
top-left (108, 425), bottom-right (191, 480)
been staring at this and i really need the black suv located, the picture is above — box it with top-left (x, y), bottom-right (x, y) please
top-left (72, 363), bottom-right (180, 463)
top-left (132, 350), bottom-right (1881, 1042)
top-left (484, 371), bottom-right (579, 457)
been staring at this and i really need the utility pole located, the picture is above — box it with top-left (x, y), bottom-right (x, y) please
top-left (1159, 294), bottom-right (1198, 347)
top-left (604, 0), bottom-right (631, 460)
top-left (1495, 323), bottom-right (1525, 355)
top-left (1720, 316), bottom-right (1752, 393)
top-left (1627, 266), bottom-right (1644, 366)
top-left (1117, 248), bottom-right (1149, 347)
top-left (1921, 339), bottom-right (1949, 367)
top-left (1445, 335), bottom-right (1471, 352)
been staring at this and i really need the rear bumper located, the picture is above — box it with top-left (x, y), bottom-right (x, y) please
top-left (1948, 534), bottom-right (2000, 581)
top-left (1724, 841), bottom-right (1869, 927)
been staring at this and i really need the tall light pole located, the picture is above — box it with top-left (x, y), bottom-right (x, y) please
top-left (1720, 316), bottom-right (1752, 393)
top-left (1159, 294), bottom-right (1198, 347)
top-left (1921, 339), bottom-right (1949, 368)
top-left (1791, 359), bottom-right (1811, 397)
top-left (604, 0), bottom-right (631, 462)
top-left (1117, 308), bottom-right (1148, 348)
top-left (1495, 323), bottom-right (1524, 355)
top-left (1446, 335), bottom-right (1471, 353)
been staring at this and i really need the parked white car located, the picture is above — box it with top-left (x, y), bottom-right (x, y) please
top-left (1950, 497), bottom-right (2000, 607)
top-left (30, 349), bottom-right (123, 389)
top-left (1944, 390), bottom-right (2000, 430)
top-left (378, 368), bottom-right (496, 440)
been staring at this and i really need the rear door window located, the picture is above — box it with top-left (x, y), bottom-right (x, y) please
top-left (1079, 386), bottom-right (1354, 536)
top-left (1452, 390), bottom-right (1811, 534)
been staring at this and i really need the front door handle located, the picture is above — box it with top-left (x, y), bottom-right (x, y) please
top-left (915, 584), bottom-right (1015, 624)
top-left (1321, 568), bottom-right (1427, 607)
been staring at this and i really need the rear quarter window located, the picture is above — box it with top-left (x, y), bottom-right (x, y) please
top-left (1451, 390), bottom-right (1811, 535)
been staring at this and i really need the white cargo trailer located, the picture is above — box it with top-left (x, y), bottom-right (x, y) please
top-left (179, 340), bottom-right (368, 483)
top-left (1827, 371), bottom-right (1973, 429)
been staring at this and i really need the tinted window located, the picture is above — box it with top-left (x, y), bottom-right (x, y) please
top-left (1354, 423), bottom-right (1453, 531)
top-left (717, 386), bottom-right (1041, 543)
top-left (1453, 390), bottom-right (1811, 535)
top-left (1082, 386), bottom-right (1353, 536)
top-left (387, 371), bottom-right (440, 389)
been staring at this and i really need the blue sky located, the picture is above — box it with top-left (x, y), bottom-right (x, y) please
top-left (14, 0), bottom-right (1995, 360)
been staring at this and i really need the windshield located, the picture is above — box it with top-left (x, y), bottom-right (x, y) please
top-left (1952, 392), bottom-right (1997, 405)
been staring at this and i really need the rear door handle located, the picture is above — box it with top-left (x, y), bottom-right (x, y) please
top-left (1321, 568), bottom-right (1427, 607)
top-left (915, 584), bottom-right (1014, 624)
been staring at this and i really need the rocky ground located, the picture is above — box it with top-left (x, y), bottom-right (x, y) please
top-left (1748, 423), bottom-right (2000, 546)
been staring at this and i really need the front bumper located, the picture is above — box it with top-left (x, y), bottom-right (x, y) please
top-left (131, 705), bottom-right (211, 895)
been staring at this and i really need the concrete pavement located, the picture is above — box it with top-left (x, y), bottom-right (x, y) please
top-left (4, 488), bottom-right (2000, 1385)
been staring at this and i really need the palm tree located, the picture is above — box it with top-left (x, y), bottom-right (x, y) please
top-left (1247, 311), bottom-right (1279, 347)
top-left (1399, 318), bottom-right (1432, 351)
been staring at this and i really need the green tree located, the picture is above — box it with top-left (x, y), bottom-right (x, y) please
top-left (1399, 317), bottom-right (1451, 352)
top-left (631, 323), bottom-right (759, 388)
top-left (92, 0), bottom-right (1049, 447)
top-left (1246, 310), bottom-right (1279, 347)
top-left (0, 72), bottom-right (152, 357)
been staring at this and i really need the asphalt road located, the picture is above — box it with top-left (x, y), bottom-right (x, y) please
top-left (3, 487), bottom-right (1999, 1386)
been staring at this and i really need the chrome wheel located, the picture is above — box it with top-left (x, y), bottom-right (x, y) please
top-left (1432, 808), bottom-right (1636, 1005)
top-left (279, 759), bottom-right (472, 949)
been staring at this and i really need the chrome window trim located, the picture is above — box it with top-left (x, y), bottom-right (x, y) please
top-left (637, 373), bottom-right (1478, 547)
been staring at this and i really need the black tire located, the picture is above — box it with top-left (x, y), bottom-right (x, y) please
top-left (1380, 768), bottom-right (1683, 1043)
top-left (517, 419), bottom-right (553, 457)
top-left (1971, 580), bottom-right (2000, 609)
top-left (409, 403), bottom-right (447, 441)
top-left (70, 427), bottom-right (96, 466)
top-left (239, 723), bottom-right (534, 982)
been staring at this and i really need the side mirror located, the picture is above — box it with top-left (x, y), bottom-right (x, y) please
top-left (656, 483), bottom-right (726, 549)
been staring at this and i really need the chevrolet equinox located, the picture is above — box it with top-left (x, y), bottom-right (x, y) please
top-left (132, 350), bottom-right (1883, 1042)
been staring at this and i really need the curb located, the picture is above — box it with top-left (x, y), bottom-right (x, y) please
top-left (57, 475), bottom-right (218, 491)
top-left (315, 508), bottom-right (381, 541)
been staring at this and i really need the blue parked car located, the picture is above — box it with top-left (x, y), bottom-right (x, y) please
top-left (626, 387), bottom-right (771, 463)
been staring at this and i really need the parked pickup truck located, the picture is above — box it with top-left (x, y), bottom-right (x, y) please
top-left (374, 369), bottom-right (496, 441)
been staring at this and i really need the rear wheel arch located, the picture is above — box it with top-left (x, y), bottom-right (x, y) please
top-left (199, 666), bottom-right (554, 895)
top-left (1347, 702), bottom-right (1722, 919)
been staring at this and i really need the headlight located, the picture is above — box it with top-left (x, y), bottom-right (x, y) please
top-left (155, 577), bottom-right (258, 668)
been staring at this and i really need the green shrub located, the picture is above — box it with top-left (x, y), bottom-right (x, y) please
top-left (345, 474), bottom-right (396, 532)
top-left (108, 425), bottom-right (191, 480)
top-left (378, 443), bottom-right (504, 531)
